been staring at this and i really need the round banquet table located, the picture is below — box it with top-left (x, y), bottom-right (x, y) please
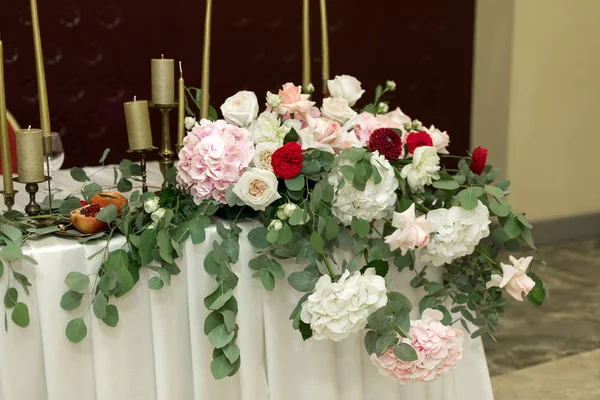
top-left (0, 163), bottom-right (494, 400)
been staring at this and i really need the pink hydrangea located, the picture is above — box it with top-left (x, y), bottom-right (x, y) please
top-left (370, 309), bottom-right (464, 383)
top-left (177, 119), bottom-right (254, 204)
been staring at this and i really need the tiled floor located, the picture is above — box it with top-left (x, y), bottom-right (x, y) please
top-left (484, 236), bottom-right (600, 376)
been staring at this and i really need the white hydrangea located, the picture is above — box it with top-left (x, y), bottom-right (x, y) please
top-left (400, 146), bottom-right (440, 193)
top-left (249, 112), bottom-right (290, 145)
top-left (419, 201), bottom-right (491, 266)
top-left (300, 268), bottom-right (387, 341)
top-left (328, 151), bottom-right (398, 226)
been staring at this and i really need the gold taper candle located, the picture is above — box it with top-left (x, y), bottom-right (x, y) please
top-left (30, 0), bottom-right (52, 154)
top-left (319, 0), bottom-right (330, 95)
top-left (201, 0), bottom-right (213, 119)
top-left (302, 0), bottom-right (311, 89)
top-left (16, 128), bottom-right (44, 183)
top-left (0, 41), bottom-right (14, 195)
top-left (177, 62), bottom-right (185, 148)
top-left (151, 56), bottom-right (175, 104)
top-left (124, 97), bottom-right (153, 150)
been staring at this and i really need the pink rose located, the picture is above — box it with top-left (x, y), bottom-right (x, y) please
top-left (486, 256), bottom-right (536, 301)
top-left (386, 107), bottom-right (412, 126)
top-left (277, 83), bottom-right (315, 117)
top-left (298, 117), bottom-right (360, 154)
top-left (353, 112), bottom-right (406, 145)
top-left (385, 203), bottom-right (432, 255)
top-left (424, 125), bottom-right (450, 154)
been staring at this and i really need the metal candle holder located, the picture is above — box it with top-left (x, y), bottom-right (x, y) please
top-left (149, 102), bottom-right (177, 189)
top-left (127, 147), bottom-right (156, 193)
top-left (14, 176), bottom-right (50, 216)
top-left (0, 190), bottom-right (17, 211)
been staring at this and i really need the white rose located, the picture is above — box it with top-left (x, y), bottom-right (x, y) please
top-left (400, 146), bottom-right (440, 193)
top-left (269, 219), bottom-right (283, 231)
top-left (231, 168), bottom-right (281, 211)
top-left (327, 75), bottom-right (366, 107)
top-left (151, 208), bottom-right (166, 223)
top-left (184, 116), bottom-right (196, 131)
top-left (220, 90), bottom-right (259, 127)
top-left (321, 97), bottom-right (357, 124)
top-left (252, 142), bottom-right (279, 171)
top-left (425, 125), bottom-right (450, 154)
top-left (144, 197), bottom-right (159, 213)
top-left (250, 112), bottom-right (290, 145)
top-left (266, 91), bottom-right (283, 108)
top-left (300, 268), bottom-right (388, 341)
top-left (486, 256), bottom-right (536, 301)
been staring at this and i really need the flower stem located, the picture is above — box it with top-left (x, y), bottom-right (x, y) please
top-left (321, 253), bottom-right (335, 280)
top-left (474, 247), bottom-right (498, 267)
top-left (440, 154), bottom-right (467, 160)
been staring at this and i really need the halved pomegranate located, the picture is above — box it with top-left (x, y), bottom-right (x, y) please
top-left (70, 204), bottom-right (108, 234)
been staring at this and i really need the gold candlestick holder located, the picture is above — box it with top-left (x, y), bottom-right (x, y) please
top-left (149, 102), bottom-right (177, 189)
top-left (0, 190), bottom-right (17, 211)
top-left (14, 176), bottom-right (50, 216)
top-left (127, 147), bottom-right (156, 193)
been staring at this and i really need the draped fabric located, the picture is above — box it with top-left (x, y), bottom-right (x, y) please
top-left (0, 164), bottom-right (494, 400)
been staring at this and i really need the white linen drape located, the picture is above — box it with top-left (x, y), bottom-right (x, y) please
top-left (0, 164), bottom-right (494, 400)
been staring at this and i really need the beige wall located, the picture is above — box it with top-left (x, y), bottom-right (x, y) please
top-left (472, 0), bottom-right (600, 221)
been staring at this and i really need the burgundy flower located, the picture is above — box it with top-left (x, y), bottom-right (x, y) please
top-left (368, 128), bottom-right (403, 161)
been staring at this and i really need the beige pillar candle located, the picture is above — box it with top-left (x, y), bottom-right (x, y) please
top-left (16, 128), bottom-right (44, 183)
top-left (124, 97), bottom-right (153, 151)
top-left (302, 0), bottom-right (311, 89)
top-left (0, 41), bottom-right (14, 194)
top-left (151, 56), bottom-right (175, 104)
top-left (320, 0), bottom-right (330, 95)
top-left (177, 62), bottom-right (185, 147)
top-left (30, 0), bottom-right (51, 139)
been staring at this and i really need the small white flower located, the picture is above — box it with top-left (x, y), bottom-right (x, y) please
top-left (269, 219), bottom-right (284, 231)
top-left (400, 146), bottom-right (440, 193)
top-left (411, 119), bottom-right (423, 131)
top-left (151, 208), bottom-right (166, 223)
top-left (300, 268), bottom-right (388, 341)
top-left (252, 142), bottom-right (279, 171)
top-left (231, 168), bottom-right (282, 211)
top-left (184, 116), bottom-right (196, 131)
top-left (306, 83), bottom-right (315, 94)
top-left (377, 102), bottom-right (389, 114)
top-left (220, 90), bottom-right (259, 127)
top-left (486, 256), bottom-right (536, 301)
top-left (250, 112), bottom-right (291, 145)
top-left (327, 75), bottom-right (365, 107)
top-left (266, 91), bottom-right (283, 108)
top-left (321, 97), bottom-right (358, 124)
top-left (386, 80), bottom-right (397, 91)
top-left (276, 203), bottom-right (298, 220)
top-left (144, 197), bottom-right (159, 214)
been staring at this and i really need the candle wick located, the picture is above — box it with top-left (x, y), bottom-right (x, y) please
top-left (179, 61), bottom-right (183, 77)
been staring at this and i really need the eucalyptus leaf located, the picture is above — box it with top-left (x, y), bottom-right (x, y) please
top-left (4, 287), bottom-right (18, 308)
top-left (65, 271), bottom-right (90, 292)
top-left (208, 324), bottom-right (235, 349)
top-left (148, 276), bottom-right (164, 290)
top-left (102, 304), bottom-right (119, 327)
top-left (247, 227), bottom-right (270, 248)
top-left (66, 317), bottom-right (87, 343)
top-left (0, 224), bottom-right (22, 242)
top-left (210, 354), bottom-right (233, 380)
top-left (60, 290), bottom-right (84, 311)
top-left (70, 167), bottom-right (89, 182)
top-left (98, 148), bottom-right (110, 164)
top-left (93, 294), bottom-right (108, 319)
top-left (11, 302), bottom-right (30, 327)
top-left (260, 270), bottom-right (275, 291)
top-left (285, 175), bottom-right (305, 191)
top-left (394, 343), bottom-right (418, 362)
top-left (96, 205), bottom-right (118, 223)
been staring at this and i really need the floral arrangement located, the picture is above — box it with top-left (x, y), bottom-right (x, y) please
top-left (0, 75), bottom-right (545, 383)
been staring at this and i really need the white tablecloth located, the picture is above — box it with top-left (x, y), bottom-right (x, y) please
top-left (0, 163), bottom-right (494, 400)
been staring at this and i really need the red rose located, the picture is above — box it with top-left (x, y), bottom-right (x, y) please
top-left (271, 142), bottom-right (304, 180)
top-left (470, 147), bottom-right (488, 175)
top-left (368, 128), bottom-right (403, 161)
top-left (406, 131), bottom-right (433, 154)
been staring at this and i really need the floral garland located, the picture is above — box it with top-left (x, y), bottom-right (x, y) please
top-left (0, 75), bottom-right (546, 383)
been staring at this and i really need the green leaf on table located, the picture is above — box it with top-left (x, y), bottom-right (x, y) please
top-left (260, 270), bottom-right (275, 291)
top-left (490, 198), bottom-right (511, 217)
top-left (93, 294), bottom-right (108, 319)
top-left (148, 276), bottom-right (164, 290)
top-left (102, 305), bottom-right (119, 327)
top-left (484, 185), bottom-right (505, 199)
top-left (0, 224), bottom-right (22, 243)
top-left (98, 148), bottom-right (110, 164)
top-left (432, 180), bottom-right (459, 191)
top-left (59, 197), bottom-right (83, 216)
top-left (223, 342), bottom-right (240, 364)
top-left (29, 225), bottom-right (60, 236)
top-left (65, 271), bottom-right (90, 292)
top-left (247, 227), bottom-right (270, 248)
top-left (81, 182), bottom-right (102, 202)
top-left (394, 343), bottom-right (418, 362)
top-left (210, 354), bottom-right (234, 380)
top-left (96, 204), bottom-right (118, 224)
top-left (70, 167), bottom-right (89, 182)
top-left (0, 243), bottom-right (23, 261)
top-left (60, 290), bottom-right (84, 310)
top-left (11, 302), bottom-right (29, 327)
top-left (4, 287), bottom-right (18, 308)
top-left (503, 214), bottom-right (523, 239)
top-left (105, 249), bottom-right (134, 297)
top-left (117, 178), bottom-right (133, 193)
top-left (12, 271), bottom-right (31, 295)
top-left (66, 317), bottom-right (87, 343)
top-left (351, 217), bottom-right (370, 238)
top-left (285, 175), bottom-right (305, 191)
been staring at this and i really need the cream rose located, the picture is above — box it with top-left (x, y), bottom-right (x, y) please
top-left (231, 168), bottom-right (281, 211)
top-left (252, 142), bottom-right (279, 171)
top-left (327, 75), bottom-right (365, 107)
top-left (321, 97), bottom-right (357, 124)
top-left (220, 90), bottom-right (259, 127)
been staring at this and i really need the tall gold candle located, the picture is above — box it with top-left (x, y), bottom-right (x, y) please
top-left (16, 128), bottom-right (44, 183)
top-left (30, 0), bottom-right (52, 151)
top-left (0, 41), bottom-right (14, 195)
top-left (124, 97), bottom-right (153, 150)
top-left (151, 56), bottom-right (175, 104)
top-left (319, 0), bottom-right (330, 95)
top-left (201, 0), bottom-right (213, 119)
top-left (177, 62), bottom-right (185, 148)
top-left (302, 0), bottom-right (311, 89)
